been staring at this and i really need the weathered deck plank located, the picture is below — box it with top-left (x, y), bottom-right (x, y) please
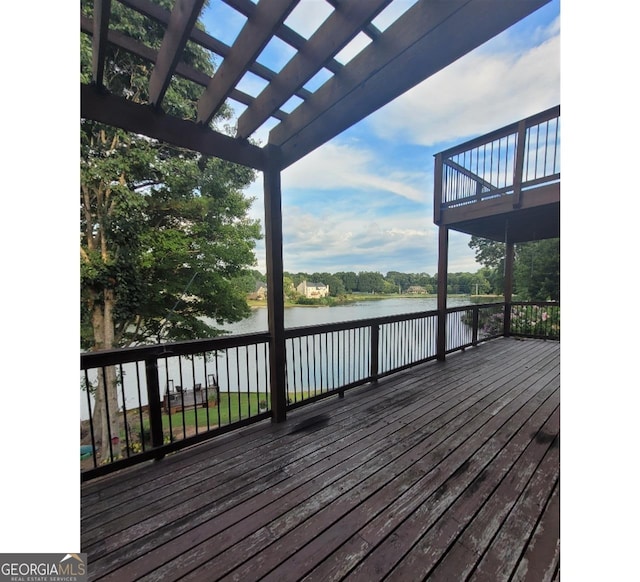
top-left (510, 481), bottom-right (560, 582)
top-left (81, 337), bottom-right (560, 581)
top-left (85, 343), bottom-right (517, 575)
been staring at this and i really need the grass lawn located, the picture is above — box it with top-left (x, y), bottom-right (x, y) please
top-left (124, 391), bottom-right (315, 445)
top-left (164, 391), bottom-right (269, 429)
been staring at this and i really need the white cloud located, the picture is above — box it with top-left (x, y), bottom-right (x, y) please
top-left (282, 141), bottom-right (427, 203)
top-left (279, 205), bottom-right (449, 274)
top-left (334, 32), bottom-right (371, 65)
top-left (282, 0), bottom-right (334, 39)
top-left (369, 18), bottom-right (560, 146)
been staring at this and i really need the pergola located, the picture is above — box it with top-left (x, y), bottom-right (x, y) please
top-left (81, 0), bottom-right (552, 422)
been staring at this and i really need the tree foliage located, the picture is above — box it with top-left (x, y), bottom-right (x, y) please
top-left (469, 236), bottom-right (560, 300)
top-left (81, 0), bottom-right (261, 455)
top-left (513, 238), bottom-right (560, 301)
top-left (81, 1), bottom-right (261, 349)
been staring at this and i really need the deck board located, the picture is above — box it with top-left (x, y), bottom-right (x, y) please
top-left (81, 337), bottom-right (560, 581)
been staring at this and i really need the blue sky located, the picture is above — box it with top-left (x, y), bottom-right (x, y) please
top-left (201, 0), bottom-right (561, 276)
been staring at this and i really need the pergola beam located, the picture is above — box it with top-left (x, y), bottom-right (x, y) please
top-left (81, 84), bottom-right (266, 170)
top-left (236, 0), bottom-right (393, 140)
top-left (271, 0), bottom-right (549, 168)
top-left (196, 0), bottom-right (299, 126)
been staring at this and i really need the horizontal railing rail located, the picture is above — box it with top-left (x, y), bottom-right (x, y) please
top-left (80, 301), bottom-right (559, 479)
top-left (435, 106), bottom-right (560, 216)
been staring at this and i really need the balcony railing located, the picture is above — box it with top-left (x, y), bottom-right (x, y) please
top-left (434, 106), bottom-right (560, 218)
top-left (80, 301), bottom-right (559, 479)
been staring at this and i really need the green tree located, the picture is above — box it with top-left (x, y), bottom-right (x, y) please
top-left (283, 276), bottom-right (297, 301)
top-left (470, 270), bottom-right (492, 295)
top-left (469, 237), bottom-right (507, 295)
top-left (81, 0), bottom-right (261, 457)
top-left (415, 273), bottom-right (434, 294)
top-left (448, 272), bottom-right (475, 294)
top-left (382, 280), bottom-right (399, 294)
top-left (469, 236), bottom-right (506, 270)
top-left (385, 271), bottom-right (411, 293)
top-left (469, 236), bottom-right (559, 299)
top-left (357, 271), bottom-right (386, 293)
top-left (335, 271), bottom-right (359, 293)
top-left (514, 239), bottom-right (560, 300)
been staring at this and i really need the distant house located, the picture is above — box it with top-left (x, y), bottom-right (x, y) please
top-left (406, 285), bottom-right (427, 294)
top-left (248, 282), bottom-right (267, 301)
top-left (296, 280), bottom-right (329, 299)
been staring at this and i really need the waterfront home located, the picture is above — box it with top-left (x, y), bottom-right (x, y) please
top-left (296, 280), bottom-right (329, 299)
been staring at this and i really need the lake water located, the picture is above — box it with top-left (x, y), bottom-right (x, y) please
top-left (220, 296), bottom-right (475, 335)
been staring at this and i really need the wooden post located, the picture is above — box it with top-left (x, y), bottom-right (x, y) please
top-left (512, 119), bottom-right (527, 209)
top-left (263, 146), bottom-right (287, 423)
top-left (433, 153), bottom-right (443, 224)
top-left (370, 323), bottom-right (380, 382)
top-left (144, 357), bottom-right (165, 455)
top-left (504, 241), bottom-right (515, 336)
top-left (437, 226), bottom-right (448, 361)
top-left (472, 306), bottom-right (479, 346)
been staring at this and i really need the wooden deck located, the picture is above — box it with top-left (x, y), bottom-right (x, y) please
top-left (81, 337), bottom-right (560, 581)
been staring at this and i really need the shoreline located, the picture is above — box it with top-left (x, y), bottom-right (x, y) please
top-left (247, 294), bottom-right (504, 309)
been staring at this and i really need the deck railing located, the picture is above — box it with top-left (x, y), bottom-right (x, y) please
top-left (80, 301), bottom-right (559, 479)
top-left (435, 106), bottom-right (560, 216)
top-left (509, 301), bottom-right (560, 340)
top-left (81, 332), bottom-right (272, 478)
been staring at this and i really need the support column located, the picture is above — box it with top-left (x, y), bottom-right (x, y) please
top-left (436, 225), bottom-right (448, 361)
top-left (263, 146), bottom-right (287, 422)
top-left (433, 153), bottom-right (443, 224)
top-left (503, 241), bottom-right (515, 337)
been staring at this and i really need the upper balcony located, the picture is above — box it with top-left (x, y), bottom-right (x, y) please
top-left (434, 106), bottom-right (560, 243)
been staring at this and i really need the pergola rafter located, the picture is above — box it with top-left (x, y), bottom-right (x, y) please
top-left (148, 0), bottom-right (206, 107)
top-left (235, 0), bottom-right (393, 140)
top-left (91, 0), bottom-right (112, 87)
top-left (196, 0), bottom-right (299, 126)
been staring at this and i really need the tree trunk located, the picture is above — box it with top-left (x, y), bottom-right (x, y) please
top-left (90, 289), bottom-right (122, 461)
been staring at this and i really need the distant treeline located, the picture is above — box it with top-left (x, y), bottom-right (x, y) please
top-left (236, 238), bottom-right (559, 302)
top-left (238, 236), bottom-right (559, 302)
top-left (242, 269), bottom-right (494, 297)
